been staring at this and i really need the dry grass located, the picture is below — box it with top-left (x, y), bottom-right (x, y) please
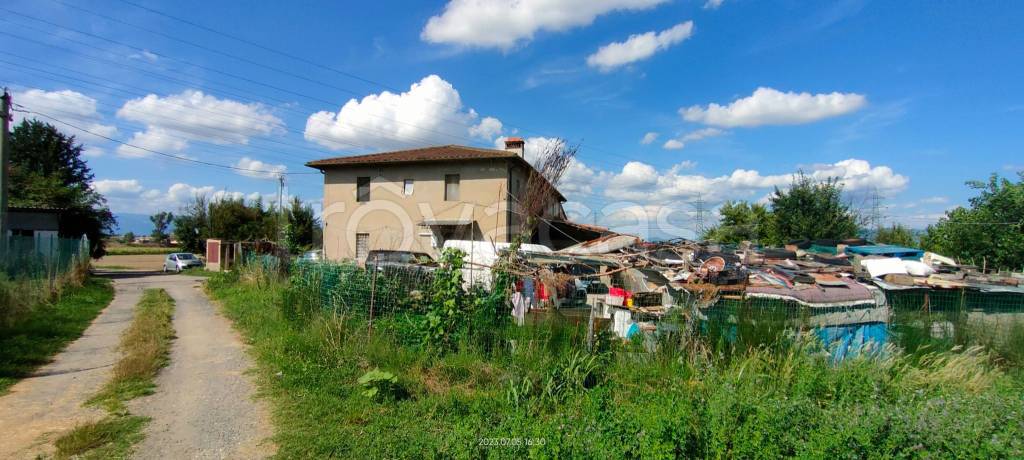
top-left (54, 416), bottom-right (147, 460)
top-left (92, 289), bottom-right (176, 408)
top-left (57, 289), bottom-right (176, 459)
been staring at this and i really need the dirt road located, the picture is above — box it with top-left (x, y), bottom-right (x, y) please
top-left (126, 273), bottom-right (275, 459)
top-left (93, 254), bottom-right (168, 271)
top-left (0, 272), bottom-right (274, 458)
top-left (0, 272), bottom-right (139, 458)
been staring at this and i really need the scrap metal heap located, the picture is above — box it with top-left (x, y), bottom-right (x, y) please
top-left (507, 233), bottom-right (1024, 327)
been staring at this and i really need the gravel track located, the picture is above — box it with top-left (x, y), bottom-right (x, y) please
top-left (126, 272), bottom-right (275, 459)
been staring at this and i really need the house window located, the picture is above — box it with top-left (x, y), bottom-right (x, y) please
top-left (403, 179), bottom-right (414, 196)
top-left (355, 233), bottom-right (369, 260)
top-left (444, 174), bottom-right (460, 201)
top-left (357, 177), bottom-right (371, 202)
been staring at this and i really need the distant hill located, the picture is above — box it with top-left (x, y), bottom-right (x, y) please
top-left (113, 213), bottom-right (154, 236)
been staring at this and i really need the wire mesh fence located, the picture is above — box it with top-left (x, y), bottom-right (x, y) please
top-left (266, 256), bottom-right (1024, 365)
top-left (1, 235), bottom-right (90, 279)
top-left (1, 234), bottom-right (92, 325)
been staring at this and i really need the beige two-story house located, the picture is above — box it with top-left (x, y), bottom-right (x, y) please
top-left (307, 139), bottom-right (602, 262)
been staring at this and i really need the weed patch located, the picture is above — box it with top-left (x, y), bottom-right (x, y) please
top-left (208, 271), bottom-right (1024, 458)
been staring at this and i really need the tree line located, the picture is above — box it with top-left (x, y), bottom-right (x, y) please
top-left (702, 172), bottom-right (1024, 270)
top-left (171, 195), bottom-right (319, 255)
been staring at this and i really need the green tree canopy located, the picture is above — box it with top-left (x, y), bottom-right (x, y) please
top-left (764, 173), bottom-right (861, 246)
top-left (284, 197), bottom-right (319, 253)
top-left (172, 195), bottom-right (311, 254)
top-left (701, 201), bottom-right (770, 243)
top-left (874, 223), bottom-right (917, 247)
top-left (921, 173), bottom-right (1024, 270)
top-left (150, 211), bottom-right (173, 246)
top-left (8, 120), bottom-right (115, 257)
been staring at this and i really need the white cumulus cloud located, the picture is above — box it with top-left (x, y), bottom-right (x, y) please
top-left (235, 156), bottom-right (287, 179)
top-left (662, 127), bottom-right (724, 150)
top-left (116, 128), bottom-right (187, 158)
top-left (703, 0), bottom-right (724, 10)
top-left (422, 0), bottom-right (669, 50)
top-left (13, 88), bottom-right (118, 142)
top-left (117, 90), bottom-right (283, 148)
top-left (663, 139), bottom-right (685, 150)
top-left (92, 179), bottom-right (144, 196)
top-left (306, 75), bottom-right (502, 151)
top-left (640, 132), bottom-right (659, 145)
top-left (469, 116), bottom-right (504, 140)
top-left (586, 21), bottom-right (694, 71)
top-left (681, 87), bottom-right (867, 127)
top-left (602, 158), bottom-right (907, 205)
top-left (103, 181), bottom-right (282, 214)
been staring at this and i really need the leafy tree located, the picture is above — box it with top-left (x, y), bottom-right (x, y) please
top-left (120, 232), bottom-right (136, 244)
top-left (208, 198), bottom-right (272, 242)
top-left (173, 195), bottom-right (208, 254)
top-left (701, 201), bottom-right (770, 243)
top-left (284, 197), bottom-right (318, 253)
top-left (874, 224), bottom-right (917, 247)
top-left (921, 173), bottom-right (1024, 270)
top-left (172, 195), bottom-right (303, 254)
top-left (764, 173), bottom-right (860, 246)
top-left (150, 211), bottom-right (173, 246)
top-left (8, 120), bottom-right (115, 257)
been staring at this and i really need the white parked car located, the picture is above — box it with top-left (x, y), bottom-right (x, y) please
top-left (163, 253), bottom-right (204, 272)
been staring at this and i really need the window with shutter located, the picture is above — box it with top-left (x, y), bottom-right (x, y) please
top-left (444, 174), bottom-right (460, 201)
top-left (357, 177), bottom-right (371, 202)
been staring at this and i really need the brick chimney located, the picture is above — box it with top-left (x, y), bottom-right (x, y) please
top-left (504, 137), bottom-right (525, 157)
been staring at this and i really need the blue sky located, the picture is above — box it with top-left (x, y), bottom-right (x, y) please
top-left (3, 0), bottom-right (1022, 236)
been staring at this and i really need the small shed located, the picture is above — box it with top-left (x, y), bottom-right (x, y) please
top-left (7, 206), bottom-right (60, 238)
top-left (205, 239), bottom-right (284, 271)
top-left (205, 239), bottom-right (236, 272)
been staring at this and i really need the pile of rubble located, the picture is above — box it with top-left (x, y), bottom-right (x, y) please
top-left (503, 234), bottom-right (1024, 335)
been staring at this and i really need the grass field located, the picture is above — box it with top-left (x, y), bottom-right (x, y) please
top-left (104, 246), bottom-right (182, 256)
top-left (0, 278), bottom-right (114, 394)
top-left (207, 270), bottom-right (1024, 458)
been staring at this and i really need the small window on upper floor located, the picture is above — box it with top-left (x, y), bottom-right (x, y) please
top-left (357, 177), bottom-right (371, 202)
top-left (403, 179), bottom-right (414, 196)
top-left (445, 174), bottom-right (460, 201)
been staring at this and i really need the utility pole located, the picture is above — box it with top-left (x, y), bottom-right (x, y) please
top-left (277, 174), bottom-right (285, 252)
top-left (0, 89), bottom-right (12, 248)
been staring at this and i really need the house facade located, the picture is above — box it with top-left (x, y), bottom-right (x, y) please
top-left (308, 140), bottom-right (600, 262)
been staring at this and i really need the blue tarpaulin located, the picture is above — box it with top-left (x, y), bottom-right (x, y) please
top-left (846, 245), bottom-right (924, 260)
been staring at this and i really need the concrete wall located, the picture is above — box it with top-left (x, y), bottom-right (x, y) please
top-left (321, 159), bottom-right (516, 261)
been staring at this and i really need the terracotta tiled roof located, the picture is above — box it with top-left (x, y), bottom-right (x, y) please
top-left (306, 145), bottom-right (521, 168)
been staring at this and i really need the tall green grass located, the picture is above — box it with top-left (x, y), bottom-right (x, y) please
top-left (207, 271), bottom-right (1024, 458)
top-left (0, 277), bottom-right (114, 393)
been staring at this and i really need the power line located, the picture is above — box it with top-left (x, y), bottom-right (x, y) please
top-left (0, 8), bottom-right (498, 149)
top-left (12, 106), bottom-right (319, 176)
top-left (16, 2), bottom-right (643, 169)
top-left (0, 15), bottom-right (641, 174)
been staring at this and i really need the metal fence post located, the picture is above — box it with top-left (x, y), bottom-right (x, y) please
top-left (368, 253), bottom-right (378, 330)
